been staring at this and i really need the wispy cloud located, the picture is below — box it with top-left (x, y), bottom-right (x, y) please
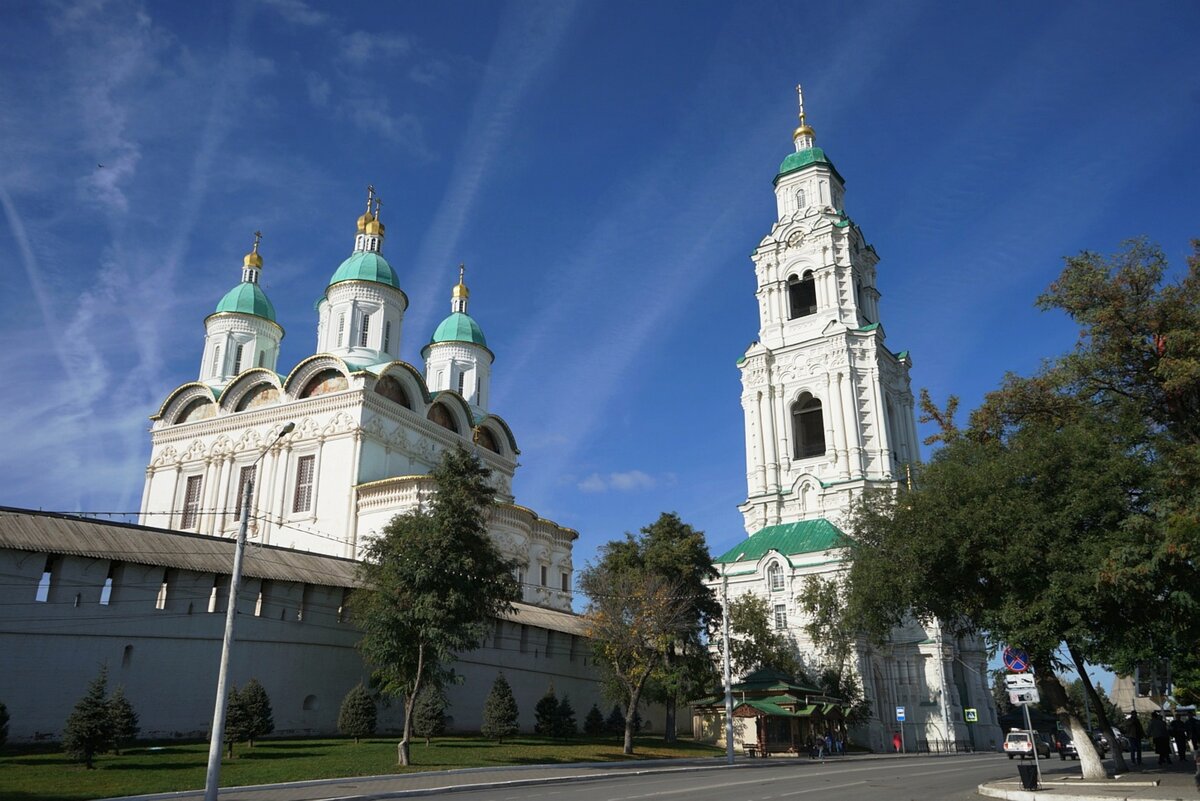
top-left (257, 0), bottom-right (328, 27)
top-left (578, 470), bottom-right (672, 493)
top-left (338, 30), bottom-right (413, 68)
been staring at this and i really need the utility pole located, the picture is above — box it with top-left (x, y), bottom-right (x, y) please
top-left (204, 422), bottom-right (294, 801)
top-left (721, 570), bottom-right (734, 765)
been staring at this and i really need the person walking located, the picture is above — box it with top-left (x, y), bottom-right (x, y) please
top-left (1169, 714), bottom-right (1189, 761)
top-left (1121, 710), bottom-right (1145, 766)
top-left (1147, 710), bottom-right (1171, 766)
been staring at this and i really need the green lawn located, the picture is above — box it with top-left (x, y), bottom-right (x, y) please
top-left (0, 736), bottom-right (724, 801)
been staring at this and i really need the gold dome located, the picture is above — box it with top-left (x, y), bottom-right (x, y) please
top-left (793, 123), bottom-right (815, 142)
top-left (356, 211), bottom-right (375, 233)
top-left (244, 230), bottom-right (263, 268)
top-left (364, 216), bottom-right (385, 236)
top-left (452, 281), bottom-right (469, 299)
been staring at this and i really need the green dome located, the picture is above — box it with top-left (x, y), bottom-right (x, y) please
top-left (777, 146), bottom-right (833, 178)
top-left (328, 251), bottom-right (400, 289)
top-left (214, 282), bottom-right (276, 322)
top-left (430, 312), bottom-right (487, 347)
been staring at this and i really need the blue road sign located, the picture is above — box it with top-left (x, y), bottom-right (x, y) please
top-left (896, 705), bottom-right (906, 722)
top-left (1003, 647), bottom-right (1030, 672)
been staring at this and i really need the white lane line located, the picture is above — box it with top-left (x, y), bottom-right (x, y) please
top-left (779, 779), bottom-right (868, 796)
top-left (905, 764), bottom-right (1002, 778)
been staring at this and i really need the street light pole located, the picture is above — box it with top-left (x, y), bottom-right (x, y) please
top-left (204, 422), bottom-right (294, 801)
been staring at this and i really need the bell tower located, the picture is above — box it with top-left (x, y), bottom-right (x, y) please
top-left (737, 87), bottom-right (919, 534)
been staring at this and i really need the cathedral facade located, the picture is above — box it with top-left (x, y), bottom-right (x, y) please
top-left (139, 190), bottom-right (575, 612)
top-left (712, 93), bottom-right (1003, 753)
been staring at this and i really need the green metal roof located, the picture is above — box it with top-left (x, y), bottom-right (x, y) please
top-left (328, 251), bottom-right (400, 289)
top-left (776, 146), bottom-right (842, 180)
top-left (214, 282), bottom-right (276, 322)
top-left (428, 312), bottom-right (487, 347)
top-left (715, 519), bottom-right (848, 564)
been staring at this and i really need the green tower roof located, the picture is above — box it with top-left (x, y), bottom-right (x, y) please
top-left (214, 282), bottom-right (276, 322)
top-left (715, 519), bottom-right (848, 564)
top-left (328, 251), bottom-right (400, 289)
top-left (775, 146), bottom-right (844, 185)
top-left (429, 312), bottom-right (487, 347)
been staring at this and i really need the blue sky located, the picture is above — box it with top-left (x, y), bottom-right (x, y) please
top-left (1, 0), bottom-right (1198, 632)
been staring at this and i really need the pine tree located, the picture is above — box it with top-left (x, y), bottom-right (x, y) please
top-left (107, 685), bottom-right (139, 755)
top-left (338, 683), bottom-right (377, 744)
top-left (605, 705), bottom-right (624, 735)
top-left (533, 684), bottom-right (558, 735)
top-left (480, 673), bottom-right (519, 743)
top-left (224, 685), bottom-right (250, 758)
top-left (240, 678), bottom-right (274, 747)
top-left (583, 704), bottom-right (605, 736)
top-left (63, 666), bottom-right (113, 768)
top-left (412, 683), bottom-right (448, 746)
top-left (555, 695), bottom-right (577, 738)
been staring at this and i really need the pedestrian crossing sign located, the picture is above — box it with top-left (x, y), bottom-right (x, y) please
top-left (965, 708), bottom-right (978, 723)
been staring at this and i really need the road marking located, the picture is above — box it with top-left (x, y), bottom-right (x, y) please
top-left (905, 764), bottom-right (998, 778)
top-left (780, 780), bottom-right (867, 796)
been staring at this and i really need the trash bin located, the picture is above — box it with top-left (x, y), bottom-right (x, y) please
top-left (1017, 763), bottom-right (1038, 790)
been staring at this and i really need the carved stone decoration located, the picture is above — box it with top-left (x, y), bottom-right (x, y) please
top-left (182, 439), bottom-right (208, 462)
top-left (151, 446), bottom-right (179, 468)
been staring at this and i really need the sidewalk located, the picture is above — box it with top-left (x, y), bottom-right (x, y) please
top-left (978, 758), bottom-right (1198, 801)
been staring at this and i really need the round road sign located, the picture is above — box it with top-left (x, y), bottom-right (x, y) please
top-left (1003, 647), bottom-right (1030, 672)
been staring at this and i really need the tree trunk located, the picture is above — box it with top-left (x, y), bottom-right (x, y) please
top-left (1066, 642), bottom-right (1128, 773)
top-left (1036, 668), bottom-right (1108, 780)
top-left (664, 693), bottom-right (677, 744)
top-left (398, 642), bottom-right (425, 767)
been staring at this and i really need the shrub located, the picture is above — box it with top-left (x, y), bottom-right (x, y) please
top-left (605, 705), bottom-right (624, 735)
top-left (480, 673), bottom-right (519, 742)
top-left (413, 683), bottom-right (448, 746)
top-left (583, 704), bottom-right (605, 735)
top-left (534, 685), bottom-right (558, 735)
top-left (108, 686), bottom-right (140, 755)
top-left (63, 667), bottom-right (112, 768)
top-left (555, 695), bottom-right (577, 738)
top-left (240, 678), bottom-right (274, 746)
top-left (338, 683), bottom-right (377, 743)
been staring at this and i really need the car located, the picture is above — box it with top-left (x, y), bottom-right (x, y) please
top-left (1004, 731), bottom-right (1051, 759)
top-left (1052, 731), bottom-right (1079, 760)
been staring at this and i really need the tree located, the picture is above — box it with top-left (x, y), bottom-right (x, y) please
top-left (722, 593), bottom-right (805, 678)
top-left (224, 685), bottom-right (251, 757)
top-left (338, 683), bottom-right (377, 743)
top-left (534, 685), bottom-right (558, 736)
top-left (412, 682), bottom-right (448, 746)
top-left (583, 703), bottom-right (605, 735)
top-left (62, 666), bottom-right (112, 769)
top-left (480, 673), bottom-right (519, 742)
top-left (355, 446), bottom-right (520, 765)
top-left (581, 550), bottom-right (692, 755)
top-left (240, 678), bottom-right (274, 746)
top-left (797, 577), bottom-right (871, 726)
top-left (555, 695), bottom-right (577, 738)
top-left (605, 705), bottom-right (624, 735)
top-left (107, 686), bottom-right (139, 755)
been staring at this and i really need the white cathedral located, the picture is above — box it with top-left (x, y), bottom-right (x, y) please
top-left (138, 190), bottom-right (575, 612)
top-left (710, 91), bottom-right (1003, 753)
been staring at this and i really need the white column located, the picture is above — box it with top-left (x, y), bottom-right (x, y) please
top-left (774, 381), bottom-right (791, 477)
top-left (345, 430), bottom-right (363, 558)
top-left (168, 466), bottom-right (182, 530)
top-left (760, 389), bottom-right (777, 492)
top-left (215, 457), bottom-right (235, 534)
top-left (823, 372), bottom-right (838, 471)
top-left (140, 468), bottom-right (153, 519)
top-left (842, 369), bottom-right (864, 478)
top-left (905, 396), bottom-right (920, 466)
top-left (832, 372), bottom-right (851, 479)
top-left (868, 367), bottom-right (889, 475)
top-left (744, 395), bottom-right (764, 496)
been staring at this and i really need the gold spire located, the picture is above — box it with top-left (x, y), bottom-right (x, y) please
top-left (364, 193), bottom-right (385, 236)
top-left (243, 230), bottom-right (263, 269)
top-left (356, 184), bottom-right (376, 233)
top-left (452, 262), bottom-right (469, 299)
top-left (792, 83), bottom-right (816, 145)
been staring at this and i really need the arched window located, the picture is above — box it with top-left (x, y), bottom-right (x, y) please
top-left (475, 427), bottom-right (500, 453)
top-left (795, 187), bottom-right (806, 209)
top-left (428, 403), bottom-right (458, 433)
top-left (375, 375), bottom-right (411, 409)
top-left (792, 392), bottom-right (826, 459)
top-left (767, 562), bottom-right (784, 591)
top-left (787, 271), bottom-right (817, 319)
top-left (300, 369), bottom-right (348, 398)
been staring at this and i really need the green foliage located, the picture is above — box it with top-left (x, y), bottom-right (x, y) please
top-left (723, 594), bottom-right (805, 679)
top-left (555, 695), bottom-right (577, 738)
top-left (480, 673), bottom-right (519, 742)
top-left (107, 686), bottom-right (139, 755)
top-left (224, 685), bottom-right (252, 756)
top-left (239, 678), bottom-right (274, 746)
top-left (412, 683), bottom-right (448, 746)
top-left (337, 683), bottom-right (377, 743)
top-left (583, 704), bottom-right (605, 735)
top-left (605, 705), bottom-right (624, 735)
top-left (354, 446), bottom-right (520, 764)
top-left (1065, 679), bottom-right (1121, 726)
top-left (62, 666), bottom-right (112, 769)
top-left (0, 700), bottom-right (9, 750)
top-left (534, 685), bottom-right (558, 736)
top-left (817, 667), bottom-right (870, 727)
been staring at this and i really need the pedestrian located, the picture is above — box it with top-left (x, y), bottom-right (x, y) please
top-left (1169, 714), bottom-right (1189, 761)
top-left (1147, 710), bottom-right (1171, 766)
top-left (1188, 714), bottom-right (1200, 753)
top-left (893, 731), bottom-right (902, 753)
top-left (1121, 710), bottom-right (1145, 766)
top-left (824, 731), bottom-right (833, 757)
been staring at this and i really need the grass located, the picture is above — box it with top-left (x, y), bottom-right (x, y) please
top-left (0, 735), bottom-right (724, 801)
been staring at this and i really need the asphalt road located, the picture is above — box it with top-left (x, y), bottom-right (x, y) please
top-left (347, 754), bottom-right (1017, 801)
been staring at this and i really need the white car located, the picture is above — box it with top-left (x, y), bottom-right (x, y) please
top-left (1004, 731), bottom-right (1051, 759)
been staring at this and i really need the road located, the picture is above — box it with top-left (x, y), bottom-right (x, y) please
top-left (339, 754), bottom-right (1016, 801)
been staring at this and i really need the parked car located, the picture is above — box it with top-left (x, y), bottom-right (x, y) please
top-left (1053, 730), bottom-right (1078, 760)
top-left (1004, 731), bottom-right (1051, 759)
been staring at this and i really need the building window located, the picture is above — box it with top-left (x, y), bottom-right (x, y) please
top-left (792, 393), bottom-right (826, 459)
top-left (493, 618), bottom-right (504, 648)
top-left (787, 271), bottom-right (818, 319)
top-left (181, 475), bottom-right (203, 529)
top-left (234, 343), bottom-right (245, 372)
top-left (561, 571), bottom-right (570, 592)
top-left (35, 556), bottom-right (55, 602)
top-left (796, 187), bottom-right (806, 209)
top-left (768, 562), bottom-right (784, 591)
top-left (211, 345), bottom-right (221, 375)
top-left (293, 455), bottom-right (315, 513)
top-left (540, 565), bottom-right (548, 586)
top-left (774, 603), bottom-right (788, 630)
top-left (457, 370), bottom-right (466, 396)
top-left (99, 564), bottom-right (116, 605)
top-left (337, 312), bottom-right (346, 345)
top-left (154, 570), bottom-right (169, 610)
top-left (358, 313), bottom-right (370, 347)
top-left (383, 320), bottom-right (392, 353)
top-left (258, 351), bottom-right (265, 368)
top-left (234, 465), bottom-right (256, 520)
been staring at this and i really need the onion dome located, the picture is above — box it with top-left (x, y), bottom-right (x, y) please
top-left (213, 232), bottom-right (276, 321)
top-left (329, 185), bottom-right (399, 288)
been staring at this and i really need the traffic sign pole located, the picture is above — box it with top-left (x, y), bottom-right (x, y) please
top-left (1023, 700), bottom-right (1041, 787)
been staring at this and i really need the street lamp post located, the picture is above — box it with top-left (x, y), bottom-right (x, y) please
top-left (203, 422), bottom-right (294, 801)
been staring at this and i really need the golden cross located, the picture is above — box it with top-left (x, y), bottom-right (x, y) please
top-left (252, 230), bottom-right (262, 253)
top-left (796, 84), bottom-right (806, 124)
top-left (365, 184), bottom-right (375, 214)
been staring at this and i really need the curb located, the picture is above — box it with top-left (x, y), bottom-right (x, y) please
top-left (977, 780), bottom-right (1161, 801)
